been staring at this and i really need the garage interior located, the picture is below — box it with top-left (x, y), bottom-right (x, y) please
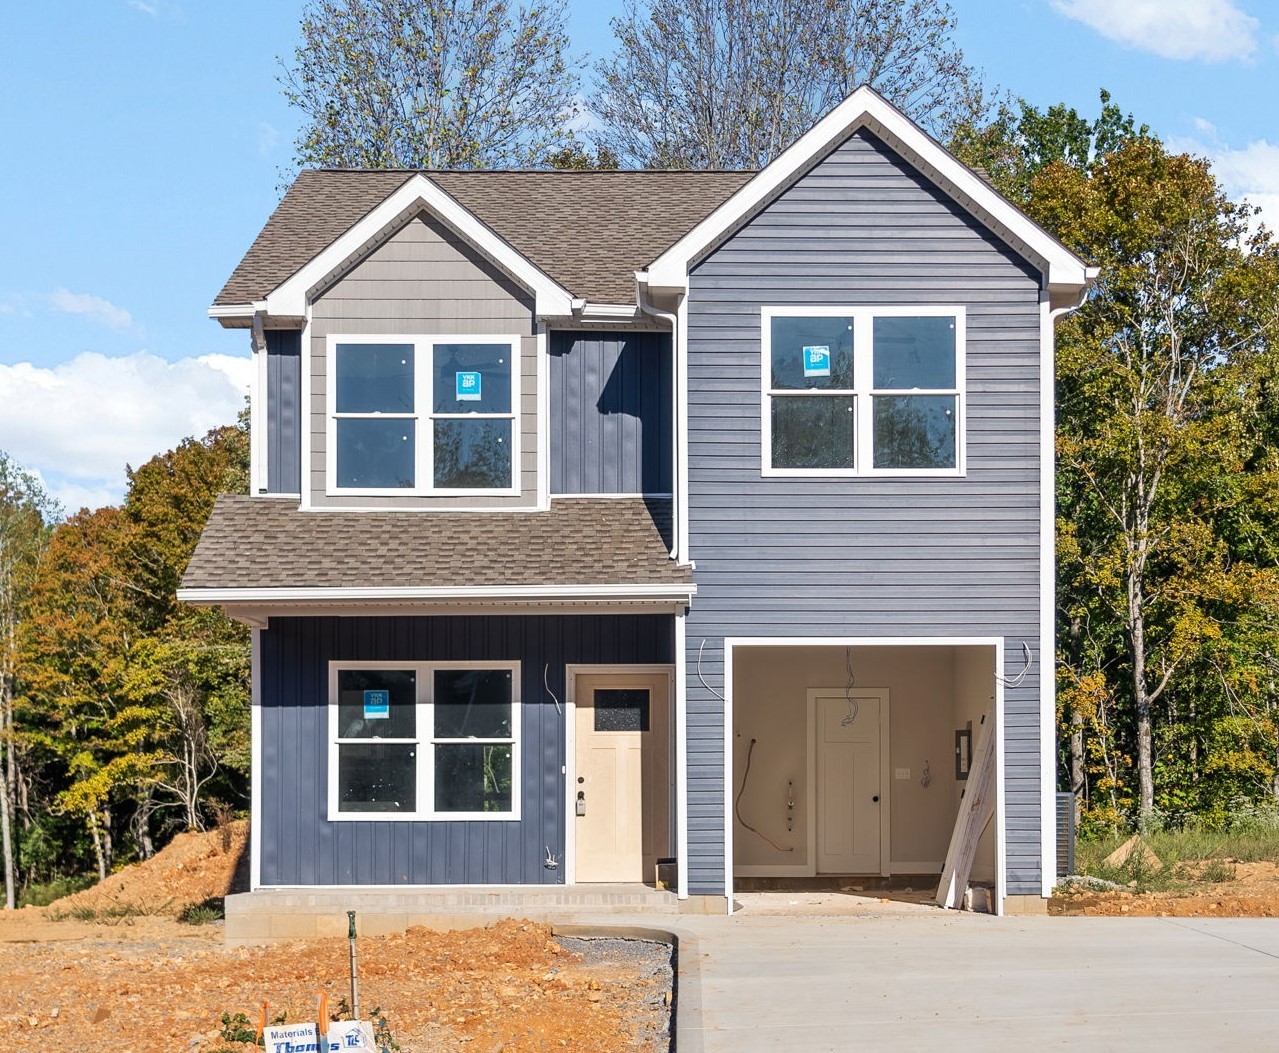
top-left (730, 644), bottom-right (998, 901)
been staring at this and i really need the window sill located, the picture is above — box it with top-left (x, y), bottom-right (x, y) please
top-left (323, 486), bottom-right (523, 498)
top-left (761, 467), bottom-right (966, 479)
top-left (328, 810), bottom-right (522, 823)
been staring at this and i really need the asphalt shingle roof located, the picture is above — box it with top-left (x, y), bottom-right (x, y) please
top-left (215, 169), bottom-right (755, 308)
top-left (182, 494), bottom-right (690, 591)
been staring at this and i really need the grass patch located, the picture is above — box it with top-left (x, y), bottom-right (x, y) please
top-left (17, 874), bottom-right (94, 908)
top-left (47, 901), bottom-right (150, 924)
top-left (46, 891), bottom-right (175, 924)
top-left (1076, 805), bottom-right (1279, 890)
top-left (178, 897), bottom-right (225, 925)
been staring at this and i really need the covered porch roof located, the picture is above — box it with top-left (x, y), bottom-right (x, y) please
top-left (178, 495), bottom-right (694, 625)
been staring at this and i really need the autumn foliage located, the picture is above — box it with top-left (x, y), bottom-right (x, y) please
top-left (0, 423), bottom-right (249, 905)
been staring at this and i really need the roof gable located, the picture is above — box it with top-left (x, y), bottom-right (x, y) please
top-left (642, 86), bottom-right (1095, 304)
top-left (214, 170), bottom-right (753, 313)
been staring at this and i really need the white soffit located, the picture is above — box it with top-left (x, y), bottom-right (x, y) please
top-left (643, 86), bottom-right (1094, 295)
top-left (262, 174), bottom-right (576, 318)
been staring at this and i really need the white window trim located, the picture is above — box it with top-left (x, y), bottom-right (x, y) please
top-left (325, 334), bottom-right (522, 497)
top-left (760, 305), bottom-right (966, 478)
top-left (327, 659), bottom-right (522, 822)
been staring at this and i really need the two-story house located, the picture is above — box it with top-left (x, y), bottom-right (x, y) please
top-left (180, 87), bottom-right (1094, 924)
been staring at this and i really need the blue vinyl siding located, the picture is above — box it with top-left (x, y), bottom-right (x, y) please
top-left (683, 129), bottom-right (1048, 896)
top-left (265, 329), bottom-right (302, 494)
top-left (549, 330), bottom-right (673, 495)
top-left (258, 614), bottom-right (673, 886)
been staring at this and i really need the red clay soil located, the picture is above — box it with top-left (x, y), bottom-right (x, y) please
top-left (0, 824), bottom-right (670, 1052)
top-left (1050, 860), bottom-right (1279, 917)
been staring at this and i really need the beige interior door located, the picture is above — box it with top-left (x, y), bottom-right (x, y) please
top-left (574, 671), bottom-right (671, 883)
top-left (816, 693), bottom-right (883, 874)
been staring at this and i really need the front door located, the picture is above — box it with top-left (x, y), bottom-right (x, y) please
top-left (814, 690), bottom-right (887, 874)
top-left (573, 671), bottom-right (672, 883)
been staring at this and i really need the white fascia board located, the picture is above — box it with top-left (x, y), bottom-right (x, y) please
top-left (178, 582), bottom-right (696, 605)
top-left (578, 302), bottom-right (641, 321)
top-left (208, 301), bottom-right (264, 319)
top-left (646, 86), bottom-right (1093, 294)
top-left (263, 174), bottom-right (575, 318)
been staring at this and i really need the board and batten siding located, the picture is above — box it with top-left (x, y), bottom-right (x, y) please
top-left (258, 613), bottom-right (675, 886)
top-left (265, 329), bottom-right (302, 495)
top-left (683, 129), bottom-right (1049, 896)
top-left (308, 212), bottom-right (539, 509)
top-left (549, 330), bottom-right (673, 495)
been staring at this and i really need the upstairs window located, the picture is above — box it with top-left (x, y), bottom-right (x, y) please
top-left (761, 307), bottom-right (964, 476)
top-left (328, 335), bottom-right (518, 494)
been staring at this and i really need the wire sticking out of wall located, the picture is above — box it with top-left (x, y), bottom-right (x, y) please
top-left (697, 639), bottom-right (725, 701)
top-left (543, 663), bottom-right (562, 714)
top-left (735, 738), bottom-right (793, 853)
top-left (841, 646), bottom-right (860, 725)
top-left (995, 642), bottom-right (1034, 687)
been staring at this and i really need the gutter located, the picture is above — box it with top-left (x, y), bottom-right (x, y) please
top-left (177, 582), bottom-right (697, 605)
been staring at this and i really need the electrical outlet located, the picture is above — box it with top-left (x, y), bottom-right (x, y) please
top-left (894, 768), bottom-right (911, 781)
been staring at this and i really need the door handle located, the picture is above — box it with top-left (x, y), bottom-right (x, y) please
top-left (576, 790), bottom-right (586, 817)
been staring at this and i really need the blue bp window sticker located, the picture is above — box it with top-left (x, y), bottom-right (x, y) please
top-left (802, 345), bottom-right (831, 378)
top-left (456, 371), bottom-right (482, 401)
top-left (363, 689), bottom-right (390, 719)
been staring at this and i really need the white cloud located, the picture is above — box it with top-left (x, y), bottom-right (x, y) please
top-left (1051, 0), bottom-right (1259, 61)
top-left (0, 350), bottom-right (252, 512)
top-left (1172, 133), bottom-right (1279, 232)
top-left (1206, 138), bottom-right (1279, 230)
top-left (128, 0), bottom-right (158, 14)
top-left (48, 288), bottom-right (136, 333)
top-left (0, 304), bottom-right (13, 316)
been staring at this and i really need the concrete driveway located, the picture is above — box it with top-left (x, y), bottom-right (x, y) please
top-left (668, 910), bottom-right (1279, 1051)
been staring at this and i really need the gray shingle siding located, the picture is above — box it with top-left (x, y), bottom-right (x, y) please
top-left (549, 330), bottom-right (673, 495)
top-left (265, 329), bottom-right (301, 494)
top-left (683, 129), bottom-right (1048, 897)
top-left (258, 614), bottom-right (674, 886)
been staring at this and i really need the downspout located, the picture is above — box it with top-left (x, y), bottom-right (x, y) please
top-left (1036, 272), bottom-right (1096, 905)
top-left (636, 278), bottom-right (683, 563)
top-left (250, 310), bottom-right (268, 496)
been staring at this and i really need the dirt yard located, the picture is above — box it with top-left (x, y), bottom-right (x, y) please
top-left (0, 825), bottom-right (671, 1053)
top-left (1050, 859), bottom-right (1279, 917)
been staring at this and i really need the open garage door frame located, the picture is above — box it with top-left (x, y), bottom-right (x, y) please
top-left (722, 636), bottom-right (1007, 915)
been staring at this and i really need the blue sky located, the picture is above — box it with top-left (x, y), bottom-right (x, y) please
top-left (1, 0), bottom-right (1275, 511)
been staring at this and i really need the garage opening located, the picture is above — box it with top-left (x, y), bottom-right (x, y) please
top-left (729, 642), bottom-right (999, 913)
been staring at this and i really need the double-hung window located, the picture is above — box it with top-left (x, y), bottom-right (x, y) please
top-left (762, 307), bottom-right (964, 476)
top-left (329, 335), bottom-right (519, 494)
top-left (329, 661), bottom-right (520, 821)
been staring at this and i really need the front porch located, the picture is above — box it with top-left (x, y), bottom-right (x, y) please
top-left (223, 883), bottom-right (708, 944)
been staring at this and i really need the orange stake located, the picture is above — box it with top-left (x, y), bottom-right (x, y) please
top-left (256, 1003), bottom-right (268, 1041)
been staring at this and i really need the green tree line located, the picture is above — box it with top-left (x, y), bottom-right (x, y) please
top-left (0, 424), bottom-right (250, 908)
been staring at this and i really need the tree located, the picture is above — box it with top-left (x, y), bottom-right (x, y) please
top-left (0, 455), bottom-right (58, 909)
top-left (16, 422), bottom-right (251, 882)
top-left (951, 89), bottom-right (1152, 205)
top-left (956, 92), bottom-right (1279, 828)
top-left (1047, 142), bottom-right (1279, 823)
top-left (280, 0), bottom-right (581, 169)
top-left (590, 0), bottom-right (990, 169)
